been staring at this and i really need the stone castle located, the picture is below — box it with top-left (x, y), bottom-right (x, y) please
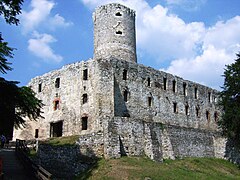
top-left (13, 3), bottom-right (227, 161)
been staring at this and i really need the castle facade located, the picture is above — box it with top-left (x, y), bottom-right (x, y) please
top-left (13, 3), bottom-right (226, 161)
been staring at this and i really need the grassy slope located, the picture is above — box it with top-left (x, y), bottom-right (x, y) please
top-left (77, 156), bottom-right (240, 180)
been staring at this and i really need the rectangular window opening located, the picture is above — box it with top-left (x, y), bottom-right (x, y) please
top-left (83, 69), bottom-right (88, 80)
top-left (83, 94), bottom-right (88, 104)
top-left (123, 69), bottom-right (127, 80)
top-left (148, 97), bottom-right (152, 107)
top-left (172, 80), bottom-right (176, 93)
top-left (194, 87), bottom-right (198, 99)
top-left (82, 117), bottom-right (88, 130)
top-left (173, 102), bottom-right (177, 113)
top-left (196, 106), bottom-right (200, 117)
top-left (185, 104), bottom-right (189, 115)
top-left (38, 83), bottom-right (42, 92)
top-left (206, 110), bottom-right (210, 121)
top-left (50, 121), bottom-right (63, 137)
top-left (183, 82), bottom-right (187, 96)
top-left (208, 92), bottom-right (211, 103)
top-left (163, 78), bottom-right (167, 90)
top-left (147, 77), bottom-right (151, 87)
top-left (54, 100), bottom-right (60, 110)
top-left (35, 129), bottom-right (39, 138)
top-left (124, 90), bottom-right (128, 102)
top-left (55, 78), bottom-right (60, 88)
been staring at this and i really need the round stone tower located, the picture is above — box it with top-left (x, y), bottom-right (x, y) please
top-left (93, 3), bottom-right (137, 63)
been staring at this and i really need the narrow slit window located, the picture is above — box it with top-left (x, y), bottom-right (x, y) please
top-left (83, 93), bottom-right (88, 104)
top-left (185, 104), bottom-right (189, 115)
top-left (123, 90), bottom-right (128, 102)
top-left (183, 82), bottom-right (187, 96)
top-left (35, 129), bottom-right (39, 138)
top-left (208, 92), bottom-right (211, 103)
top-left (148, 97), bottom-right (152, 107)
top-left (38, 83), bottom-right (42, 92)
top-left (206, 110), bottom-right (210, 121)
top-left (55, 78), bottom-right (60, 88)
top-left (196, 106), bottom-right (200, 117)
top-left (172, 80), bottom-right (176, 93)
top-left (147, 77), bottom-right (151, 87)
top-left (214, 112), bottom-right (218, 122)
top-left (54, 100), bottom-right (60, 110)
top-left (83, 69), bottom-right (88, 80)
top-left (123, 69), bottom-right (127, 80)
top-left (163, 78), bottom-right (167, 90)
top-left (173, 102), bottom-right (177, 113)
top-left (116, 31), bottom-right (122, 35)
top-left (194, 87), bottom-right (198, 99)
top-left (82, 117), bottom-right (88, 130)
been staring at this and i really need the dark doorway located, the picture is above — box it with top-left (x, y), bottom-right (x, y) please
top-left (50, 121), bottom-right (63, 137)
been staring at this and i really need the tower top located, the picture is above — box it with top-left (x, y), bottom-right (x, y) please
top-left (93, 3), bottom-right (137, 63)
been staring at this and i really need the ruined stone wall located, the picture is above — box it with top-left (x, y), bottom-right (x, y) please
top-left (110, 58), bottom-right (220, 131)
top-left (93, 3), bottom-right (137, 63)
top-left (13, 60), bottom-right (103, 140)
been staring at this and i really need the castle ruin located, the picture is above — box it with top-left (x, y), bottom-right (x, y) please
top-left (13, 3), bottom-right (227, 161)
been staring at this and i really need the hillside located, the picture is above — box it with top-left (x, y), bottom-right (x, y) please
top-left (77, 156), bottom-right (240, 180)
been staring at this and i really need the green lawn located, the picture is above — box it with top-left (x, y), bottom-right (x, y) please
top-left (76, 156), bottom-right (240, 180)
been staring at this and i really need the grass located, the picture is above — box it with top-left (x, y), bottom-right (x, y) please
top-left (41, 135), bottom-right (80, 146)
top-left (76, 156), bottom-right (240, 180)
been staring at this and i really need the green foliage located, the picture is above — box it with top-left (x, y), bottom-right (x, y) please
top-left (0, 0), bottom-right (23, 25)
top-left (218, 52), bottom-right (240, 142)
top-left (0, 77), bottom-right (44, 128)
top-left (0, 34), bottom-right (14, 73)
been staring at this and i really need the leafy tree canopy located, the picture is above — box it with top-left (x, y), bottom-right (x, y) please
top-left (218, 52), bottom-right (240, 142)
top-left (0, 0), bottom-right (43, 135)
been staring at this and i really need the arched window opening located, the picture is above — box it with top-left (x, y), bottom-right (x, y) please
top-left (54, 100), bottom-right (60, 110)
top-left (116, 31), bottom-right (122, 35)
top-left (83, 93), bottom-right (88, 104)
top-left (115, 12), bottom-right (122, 16)
top-left (172, 80), bottom-right (176, 93)
top-left (163, 77), bottom-right (167, 90)
top-left (183, 82), bottom-right (187, 96)
top-left (123, 69), bottom-right (127, 80)
top-left (173, 102), bottom-right (177, 113)
top-left (147, 77), bottom-right (151, 87)
top-left (123, 90), bottom-right (128, 102)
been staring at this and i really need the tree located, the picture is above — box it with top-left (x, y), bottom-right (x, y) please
top-left (0, 0), bottom-right (43, 137)
top-left (218, 52), bottom-right (240, 142)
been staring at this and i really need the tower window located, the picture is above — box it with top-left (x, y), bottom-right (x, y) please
top-left (147, 77), bottom-right (151, 87)
top-left (83, 94), bottom-right (88, 104)
top-left (115, 12), bottom-right (122, 16)
top-left (123, 69), bottom-right (127, 80)
top-left (38, 83), bottom-right (42, 92)
top-left (123, 90), bottom-right (128, 102)
top-left (163, 78), bottom-right (167, 90)
top-left (194, 87), bottom-right (198, 99)
top-left (82, 117), bottom-right (88, 130)
top-left (148, 97), bottom-right (152, 107)
top-left (183, 82), bottom-right (187, 96)
top-left (55, 78), bottom-right (60, 88)
top-left (172, 80), bottom-right (176, 93)
top-left (173, 102), bottom-right (177, 113)
top-left (185, 104), bottom-right (189, 115)
top-left (116, 31), bottom-right (122, 35)
top-left (83, 69), bottom-right (88, 80)
top-left (54, 100), bottom-right (60, 110)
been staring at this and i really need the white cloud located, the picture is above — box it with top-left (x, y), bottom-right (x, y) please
top-left (28, 31), bottom-right (63, 63)
top-left (165, 0), bottom-right (206, 11)
top-left (49, 14), bottom-right (73, 29)
top-left (80, 0), bottom-right (240, 89)
top-left (21, 0), bottom-right (73, 33)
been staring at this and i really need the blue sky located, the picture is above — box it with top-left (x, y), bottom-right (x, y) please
top-left (1, 0), bottom-right (240, 90)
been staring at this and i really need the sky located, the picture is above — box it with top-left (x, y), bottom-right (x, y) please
top-left (1, 0), bottom-right (240, 90)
